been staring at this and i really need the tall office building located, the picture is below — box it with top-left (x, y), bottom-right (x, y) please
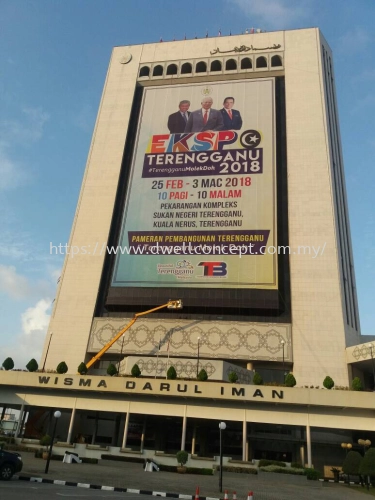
top-left (42, 27), bottom-right (360, 387)
top-left (2, 27), bottom-right (375, 471)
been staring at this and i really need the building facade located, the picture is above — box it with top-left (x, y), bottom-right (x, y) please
top-left (1, 28), bottom-right (372, 472)
top-left (42, 27), bottom-right (360, 387)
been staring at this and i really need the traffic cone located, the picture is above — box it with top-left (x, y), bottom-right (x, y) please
top-left (247, 492), bottom-right (253, 500)
top-left (195, 486), bottom-right (200, 500)
top-left (223, 490), bottom-right (228, 500)
top-left (232, 492), bottom-right (237, 500)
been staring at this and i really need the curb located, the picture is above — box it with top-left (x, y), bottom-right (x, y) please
top-left (319, 478), bottom-right (359, 485)
top-left (17, 475), bottom-right (221, 500)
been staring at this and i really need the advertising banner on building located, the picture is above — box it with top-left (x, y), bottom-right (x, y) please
top-left (112, 79), bottom-right (277, 289)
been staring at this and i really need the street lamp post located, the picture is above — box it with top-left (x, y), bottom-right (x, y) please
top-left (358, 439), bottom-right (371, 456)
top-left (197, 337), bottom-right (200, 378)
top-left (45, 410), bottom-right (61, 474)
top-left (219, 421), bottom-right (226, 493)
top-left (341, 442), bottom-right (352, 456)
top-left (281, 340), bottom-right (285, 382)
top-left (369, 344), bottom-right (375, 389)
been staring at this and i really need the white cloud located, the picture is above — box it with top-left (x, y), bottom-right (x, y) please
top-left (21, 298), bottom-right (51, 335)
top-left (227, 0), bottom-right (312, 28)
top-left (4, 299), bottom-right (52, 369)
top-left (0, 265), bottom-right (55, 299)
top-left (0, 265), bottom-right (32, 299)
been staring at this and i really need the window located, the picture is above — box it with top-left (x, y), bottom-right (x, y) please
top-left (225, 59), bottom-right (237, 70)
top-left (256, 56), bottom-right (267, 68)
top-left (271, 55), bottom-right (282, 67)
top-left (166, 64), bottom-right (178, 75)
top-left (139, 66), bottom-right (150, 77)
top-left (152, 65), bottom-right (163, 77)
top-left (210, 60), bottom-right (222, 72)
top-left (240, 58), bottom-right (252, 70)
top-left (181, 62), bottom-right (192, 74)
top-left (196, 61), bottom-right (207, 73)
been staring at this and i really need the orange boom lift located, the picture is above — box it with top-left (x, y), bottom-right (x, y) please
top-left (85, 299), bottom-right (183, 371)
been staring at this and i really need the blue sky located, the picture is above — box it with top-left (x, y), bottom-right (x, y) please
top-left (1, 0), bottom-right (374, 368)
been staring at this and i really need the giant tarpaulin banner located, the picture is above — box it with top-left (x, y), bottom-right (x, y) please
top-left (112, 79), bottom-right (277, 289)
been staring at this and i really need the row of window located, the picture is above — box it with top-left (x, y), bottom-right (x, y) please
top-left (139, 55), bottom-right (283, 78)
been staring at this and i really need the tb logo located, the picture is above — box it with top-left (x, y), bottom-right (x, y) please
top-left (198, 261), bottom-right (227, 277)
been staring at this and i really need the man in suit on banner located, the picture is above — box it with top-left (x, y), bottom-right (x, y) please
top-left (167, 100), bottom-right (191, 133)
top-left (184, 96), bottom-right (224, 133)
top-left (220, 97), bottom-right (242, 130)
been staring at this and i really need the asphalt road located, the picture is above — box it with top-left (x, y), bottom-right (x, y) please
top-left (0, 482), bottom-right (153, 499)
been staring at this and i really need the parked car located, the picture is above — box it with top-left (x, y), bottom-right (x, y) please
top-left (0, 450), bottom-right (23, 480)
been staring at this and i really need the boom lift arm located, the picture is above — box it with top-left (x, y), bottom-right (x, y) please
top-left (85, 299), bottom-right (183, 371)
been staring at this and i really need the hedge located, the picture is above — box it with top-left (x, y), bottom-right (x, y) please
top-left (259, 465), bottom-right (305, 475)
top-left (216, 465), bottom-right (257, 474)
top-left (258, 459), bottom-right (286, 467)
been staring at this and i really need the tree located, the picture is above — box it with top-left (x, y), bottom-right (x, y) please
top-left (285, 373), bottom-right (297, 387)
top-left (253, 372), bottom-right (263, 385)
top-left (107, 363), bottom-right (118, 376)
top-left (167, 366), bottom-right (177, 380)
top-left (323, 376), bottom-right (334, 390)
top-left (342, 451), bottom-right (362, 484)
top-left (26, 359), bottom-right (38, 372)
top-left (359, 448), bottom-right (375, 489)
top-left (77, 362), bottom-right (88, 375)
top-left (176, 450), bottom-right (188, 467)
top-left (131, 364), bottom-right (141, 378)
top-left (352, 377), bottom-right (363, 391)
top-left (56, 361), bottom-right (68, 374)
top-left (2, 358), bottom-right (14, 371)
top-left (228, 371), bottom-right (238, 383)
top-left (197, 369), bottom-right (208, 381)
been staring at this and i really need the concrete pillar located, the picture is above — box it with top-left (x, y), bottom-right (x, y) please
top-left (67, 407), bottom-right (76, 444)
top-left (246, 362), bottom-right (253, 370)
top-left (15, 404), bottom-right (25, 438)
top-left (191, 424), bottom-right (196, 455)
top-left (91, 412), bottom-right (98, 445)
top-left (300, 445), bottom-right (305, 466)
top-left (140, 417), bottom-right (147, 452)
top-left (122, 411), bottom-right (130, 449)
top-left (306, 422), bottom-right (312, 467)
top-left (181, 413), bottom-right (187, 451)
top-left (242, 418), bottom-right (247, 461)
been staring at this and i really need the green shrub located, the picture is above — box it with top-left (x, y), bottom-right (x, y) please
top-left (176, 450), bottom-right (188, 466)
top-left (304, 468), bottom-right (320, 480)
top-left (291, 462), bottom-right (304, 469)
top-left (253, 372), bottom-right (263, 385)
top-left (2, 357), bottom-right (14, 371)
top-left (228, 371), bottom-right (239, 383)
top-left (359, 448), bottom-right (375, 477)
top-left (106, 363), bottom-right (118, 376)
top-left (77, 362), bottom-right (88, 375)
top-left (352, 377), bottom-right (363, 391)
top-left (258, 459), bottom-right (286, 467)
top-left (131, 364), bottom-right (141, 377)
top-left (167, 366), bottom-right (177, 380)
top-left (216, 466), bottom-right (257, 474)
top-left (185, 467), bottom-right (213, 475)
top-left (285, 373), bottom-right (297, 387)
top-left (197, 369), bottom-right (208, 381)
top-left (323, 376), bottom-right (334, 390)
top-left (56, 361), bottom-right (68, 374)
top-left (26, 358), bottom-right (38, 372)
top-left (260, 465), bottom-right (305, 475)
top-left (342, 451), bottom-right (362, 476)
top-left (39, 435), bottom-right (51, 450)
